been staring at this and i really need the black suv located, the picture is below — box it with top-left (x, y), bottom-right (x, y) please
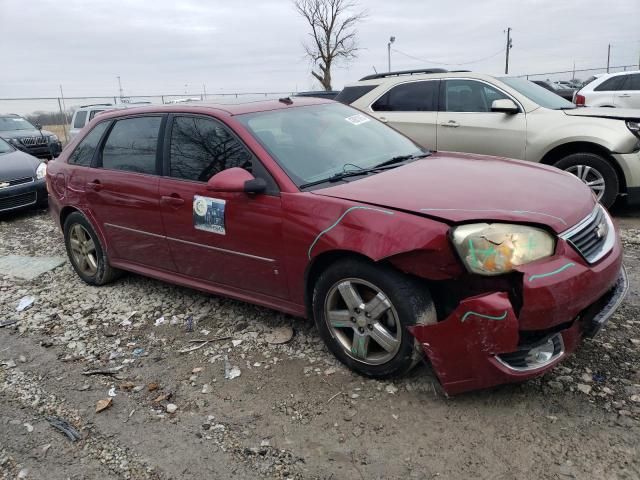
top-left (0, 114), bottom-right (62, 159)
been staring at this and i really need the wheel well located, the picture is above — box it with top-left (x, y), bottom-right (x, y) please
top-left (60, 206), bottom-right (81, 227)
top-left (540, 141), bottom-right (627, 193)
top-left (304, 250), bottom-right (373, 318)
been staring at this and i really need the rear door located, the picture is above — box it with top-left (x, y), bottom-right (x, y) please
top-left (436, 79), bottom-right (526, 159)
top-left (85, 114), bottom-right (175, 271)
top-left (158, 114), bottom-right (288, 299)
top-left (368, 80), bottom-right (439, 149)
top-left (590, 75), bottom-right (625, 107)
top-left (613, 74), bottom-right (640, 109)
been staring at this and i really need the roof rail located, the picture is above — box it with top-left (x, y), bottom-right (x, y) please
top-left (79, 103), bottom-right (113, 108)
top-left (359, 68), bottom-right (448, 81)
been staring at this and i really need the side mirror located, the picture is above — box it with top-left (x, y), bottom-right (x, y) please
top-left (491, 99), bottom-right (519, 114)
top-left (206, 167), bottom-right (266, 194)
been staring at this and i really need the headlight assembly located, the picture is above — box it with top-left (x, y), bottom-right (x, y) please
top-left (452, 223), bottom-right (555, 275)
top-left (49, 134), bottom-right (59, 142)
top-left (627, 120), bottom-right (640, 138)
top-left (36, 162), bottom-right (47, 180)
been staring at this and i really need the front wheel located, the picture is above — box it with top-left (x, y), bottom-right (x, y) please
top-left (554, 152), bottom-right (619, 208)
top-left (312, 258), bottom-right (436, 378)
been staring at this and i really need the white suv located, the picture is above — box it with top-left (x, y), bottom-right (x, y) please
top-left (69, 102), bottom-right (151, 139)
top-left (575, 70), bottom-right (640, 109)
top-left (338, 69), bottom-right (640, 208)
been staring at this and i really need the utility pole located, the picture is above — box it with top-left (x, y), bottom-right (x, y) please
top-left (387, 36), bottom-right (395, 72)
top-left (504, 27), bottom-right (513, 74)
top-left (116, 76), bottom-right (124, 101)
top-left (572, 60), bottom-right (576, 80)
top-left (606, 44), bottom-right (611, 73)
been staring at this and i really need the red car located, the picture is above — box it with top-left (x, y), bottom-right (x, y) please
top-left (46, 98), bottom-right (627, 395)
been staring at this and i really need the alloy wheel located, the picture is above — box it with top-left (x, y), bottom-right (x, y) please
top-left (324, 278), bottom-right (402, 365)
top-left (565, 164), bottom-right (605, 201)
top-left (69, 224), bottom-right (98, 276)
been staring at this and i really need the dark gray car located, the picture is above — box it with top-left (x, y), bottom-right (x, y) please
top-left (0, 137), bottom-right (48, 213)
top-left (0, 114), bottom-right (62, 159)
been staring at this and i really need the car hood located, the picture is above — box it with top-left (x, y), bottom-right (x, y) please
top-left (313, 152), bottom-right (595, 233)
top-left (0, 150), bottom-right (40, 180)
top-left (563, 107), bottom-right (640, 121)
top-left (0, 129), bottom-right (55, 140)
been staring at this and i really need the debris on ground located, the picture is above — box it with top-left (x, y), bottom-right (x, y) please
top-left (96, 398), bottom-right (113, 413)
top-left (264, 325), bottom-right (294, 344)
top-left (46, 416), bottom-right (82, 442)
top-left (224, 355), bottom-right (241, 380)
top-left (16, 296), bottom-right (35, 312)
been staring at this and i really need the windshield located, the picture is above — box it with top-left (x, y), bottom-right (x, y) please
top-left (236, 103), bottom-right (423, 187)
top-left (0, 116), bottom-right (36, 131)
top-left (499, 77), bottom-right (576, 110)
top-left (0, 137), bottom-right (13, 154)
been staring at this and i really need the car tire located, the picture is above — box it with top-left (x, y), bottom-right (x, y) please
top-left (312, 257), bottom-right (436, 379)
top-left (554, 153), bottom-right (619, 209)
top-left (63, 212), bottom-right (121, 285)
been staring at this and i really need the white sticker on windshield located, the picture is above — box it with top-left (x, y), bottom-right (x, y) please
top-left (345, 114), bottom-right (370, 126)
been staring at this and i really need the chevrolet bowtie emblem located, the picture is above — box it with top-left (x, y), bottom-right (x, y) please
top-left (595, 222), bottom-right (607, 239)
top-left (0, 181), bottom-right (10, 189)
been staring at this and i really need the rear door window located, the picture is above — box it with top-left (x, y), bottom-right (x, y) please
top-left (68, 122), bottom-right (109, 166)
top-left (101, 116), bottom-right (162, 175)
top-left (73, 110), bottom-right (88, 129)
top-left (89, 109), bottom-right (106, 120)
top-left (594, 76), bottom-right (627, 91)
top-left (626, 74), bottom-right (640, 91)
top-left (372, 81), bottom-right (439, 111)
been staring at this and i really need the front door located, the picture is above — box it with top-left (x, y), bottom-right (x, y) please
top-left (614, 73), bottom-right (640, 109)
top-left (158, 114), bottom-right (288, 299)
top-left (85, 115), bottom-right (175, 271)
top-left (436, 79), bottom-right (527, 160)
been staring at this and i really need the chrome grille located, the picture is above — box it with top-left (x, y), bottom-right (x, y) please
top-left (20, 136), bottom-right (48, 146)
top-left (561, 205), bottom-right (614, 264)
top-left (6, 176), bottom-right (34, 186)
top-left (0, 192), bottom-right (36, 211)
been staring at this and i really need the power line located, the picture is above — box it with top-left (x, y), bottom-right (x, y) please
top-left (391, 47), bottom-right (505, 66)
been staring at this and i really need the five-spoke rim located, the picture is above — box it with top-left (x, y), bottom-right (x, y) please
top-left (69, 224), bottom-right (98, 276)
top-left (324, 278), bottom-right (401, 365)
top-left (565, 165), bottom-right (605, 200)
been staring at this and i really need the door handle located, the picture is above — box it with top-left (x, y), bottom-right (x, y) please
top-left (440, 121), bottom-right (460, 128)
top-left (160, 194), bottom-right (184, 207)
top-left (618, 94), bottom-right (631, 97)
top-left (86, 180), bottom-right (103, 191)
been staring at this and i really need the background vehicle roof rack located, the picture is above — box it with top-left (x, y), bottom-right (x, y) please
top-left (359, 68), bottom-right (448, 81)
top-left (79, 103), bottom-right (113, 108)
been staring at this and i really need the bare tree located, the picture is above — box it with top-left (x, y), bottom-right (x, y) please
top-left (294, 0), bottom-right (366, 91)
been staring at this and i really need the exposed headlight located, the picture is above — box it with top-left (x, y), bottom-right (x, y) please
top-left (627, 120), bottom-right (640, 138)
top-left (452, 223), bottom-right (555, 275)
top-left (36, 162), bottom-right (47, 180)
top-left (49, 134), bottom-right (59, 142)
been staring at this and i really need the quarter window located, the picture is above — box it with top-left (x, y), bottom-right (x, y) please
top-left (372, 81), bottom-right (439, 112)
top-left (443, 80), bottom-right (509, 112)
top-left (68, 122), bottom-right (109, 167)
top-left (101, 116), bottom-right (161, 175)
top-left (73, 110), bottom-right (87, 129)
top-left (168, 116), bottom-right (253, 182)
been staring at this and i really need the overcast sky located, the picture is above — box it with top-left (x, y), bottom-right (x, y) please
top-left (1, 0), bottom-right (638, 105)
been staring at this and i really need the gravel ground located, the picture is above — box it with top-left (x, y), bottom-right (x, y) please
top-left (1, 207), bottom-right (639, 480)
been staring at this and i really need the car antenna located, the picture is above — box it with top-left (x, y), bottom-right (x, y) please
top-left (279, 97), bottom-right (293, 105)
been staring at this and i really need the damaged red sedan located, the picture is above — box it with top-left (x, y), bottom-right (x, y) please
top-left (46, 98), bottom-right (628, 395)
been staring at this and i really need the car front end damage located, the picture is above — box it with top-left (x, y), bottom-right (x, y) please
top-left (408, 205), bottom-right (627, 395)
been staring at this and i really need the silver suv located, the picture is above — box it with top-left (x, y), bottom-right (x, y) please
top-left (339, 69), bottom-right (640, 208)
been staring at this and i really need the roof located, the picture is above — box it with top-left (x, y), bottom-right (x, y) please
top-left (90, 96), bottom-right (334, 119)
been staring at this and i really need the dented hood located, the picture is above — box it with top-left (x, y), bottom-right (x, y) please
top-left (313, 152), bottom-right (596, 233)
top-left (563, 107), bottom-right (640, 121)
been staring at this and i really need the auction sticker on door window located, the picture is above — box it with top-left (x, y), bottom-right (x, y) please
top-left (193, 196), bottom-right (226, 235)
top-left (345, 114), bottom-right (370, 126)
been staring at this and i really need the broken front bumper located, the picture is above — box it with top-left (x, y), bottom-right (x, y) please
top-left (409, 246), bottom-right (627, 395)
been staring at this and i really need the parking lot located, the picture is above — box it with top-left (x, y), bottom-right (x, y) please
top-left (0, 206), bottom-right (638, 480)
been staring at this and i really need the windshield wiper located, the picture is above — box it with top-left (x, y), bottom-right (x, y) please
top-left (373, 151), bottom-right (431, 168)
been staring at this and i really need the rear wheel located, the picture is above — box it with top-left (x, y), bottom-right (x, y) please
top-left (63, 212), bottom-right (121, 285)
top-left (554, 152), bottom-right (619, 208)
top-left (312, 258), bottom-right (436, 378)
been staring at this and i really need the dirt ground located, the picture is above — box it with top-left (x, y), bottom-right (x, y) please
top-left (1, 205), bottom-right (639, 480)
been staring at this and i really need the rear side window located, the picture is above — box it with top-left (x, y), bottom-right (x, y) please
top-left (168, 116), bottom-right (253, 182)
top-left (68, 122), bottom-right (109, 166)
top-left (73, 110), bottom-right (87, 129)
top-left (372, 81), bottom-right (439, 112)
top-left (594, 76), bottom-right (627, 91)
top-left (101, 116), bottom-right (162, 175)
top-left (335, 85), bottom-right (378, 104)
